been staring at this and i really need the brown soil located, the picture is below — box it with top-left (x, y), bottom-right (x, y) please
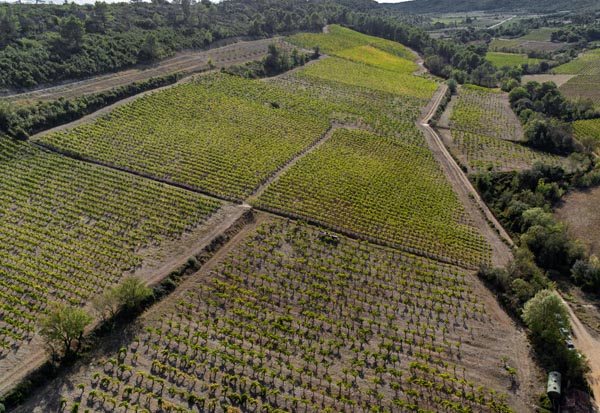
top-left (9, 212), bottom-right (270, 413)
top-left (556, 187), bottom-right (600, 257)
top-left (10, 212), bottom-right (540, 413)
top-left (0, 203), bottom-right (250, 398)
top-left (5, 38), bottom-right (291, 104)
top-left (522, 74), bottom-right (576, 87)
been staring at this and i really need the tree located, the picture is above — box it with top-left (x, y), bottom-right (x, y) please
top-left (139, 33), bottom-right (162, 62)
top-left (39, 304), bottom-right (92, 359)
top-left (447, 78), bottom-right (458, 95)
top-left (59, 16), bottom-right (85, 50)
top-left (522, 290), bottom-right (568, 335)
top-left (113, 275), bottom-right (153, 310)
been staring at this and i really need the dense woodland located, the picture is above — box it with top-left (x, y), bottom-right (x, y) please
top-left (389, 0), bottom-right (600, 14)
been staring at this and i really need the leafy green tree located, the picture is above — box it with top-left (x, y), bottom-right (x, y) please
top-left (139, 33), bottom-right (162, 62)
top-left (113, 276), bottom-right (153, 310)
top-left (39, 304), bottom-right (92, 359)
top-left (522, 289), bottom-right (567, 338)
top-left (59, 16), bottom-right (85, 50)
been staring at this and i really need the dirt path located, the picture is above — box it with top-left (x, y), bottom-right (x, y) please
top-left (488, 16), bottom-right (516, 29)
top-left (246, 123), bottom-right (343, 202)
top-left (418, 84), bottom-right (514, 267)
top-left (0, 203), bottom-right (251, 398)
top-left (559, 294), bottom-right (600, 409)
top-left (4, 38), bottom-right (290, 103)
top-left (408, 48), bottom-right (428, 76)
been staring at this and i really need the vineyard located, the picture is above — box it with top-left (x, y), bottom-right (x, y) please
top-left (559, 75), bottom-right (600, 106)
top-left (299, 57), bottom-right (437, 100)
top-left (42, 218), bottom-right (522, 413)
top-left (335, 45), bottom-right (418, 74)
top-left (573, 118), bottom-right (600, 151)
top-left (255, 129), bottom-right (490, 268)
top-left (554, 49), bottom-right (600, 75)
top-left (448, 130), bottom-right (564, 172)
top-left (485, 52), bottom-right (543, 68)
top-left (554, 49), bottom-right (600, 104)
top-left (0, 137), bottom-right (221, 359)
top-left (38, 75), bottom-right (331, 201)
top-left (448, 85), bottom-right (524, 142)
top-left (289, 25), bottom-right (414, 60)
top-left (2, 24), bottom-right (536, 413)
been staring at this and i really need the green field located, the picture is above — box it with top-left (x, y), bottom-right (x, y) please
top-left (0, 137), bottom-right (221, 353)
top-left (489, 39), bottom-right (522, 51)
top-left (40, 76), bottom-right (331, 201)
top-left (256, 128), bottom-right (490, 268)
top-left (39, 28), bottom-right (438, 201)
top-left (553, 49), bottom-right (600, 104)
top-left (335, 45), bottom-right (418, 74)
top-left (554, 49), bottom-right (600, 75)
top-left (485, 52), bottom-right (543, 68)
top-left (300, 57), bottom-right (437, 100)
top-left (574, 118), bottom-right (600, 150)
top-left (289, 24), bottom-right (414, 60)
top-left (55, 219), bottom-right (515, 413)
top-left (450, 130), bottom-right (564, 172)
top-left (518, 27), bottom-right (555, 41)
top-left (449, 85), bottom-right (523, 141)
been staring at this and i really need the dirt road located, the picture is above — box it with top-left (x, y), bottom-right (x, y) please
top-left (418, 84), bottom-right (514, 267)
top-left (560, 295), bottom-right (600, 409)
top-left (4, 38), bottom-right (290, 103)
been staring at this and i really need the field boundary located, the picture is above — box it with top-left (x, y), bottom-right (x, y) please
top-left (247, 122), bottom-right (348, 202)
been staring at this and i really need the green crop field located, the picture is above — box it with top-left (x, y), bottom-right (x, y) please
top-left (559, 75), bottom-right (600, 105)
top-left (39, 76), bottom-right (331, 201)
top-left (300, 57), bottom-right (437, 100)
top-left (0, 137), bottom-right (221, 355)
top-left (289, 24), bottom-right (414, 60)
top-left (450, 130), bottom-right (564, 172)
top-left (449, 85), bottom-right (523, 141)
top-left (485, 52), bottom-right (543, 68)
top-left (574, 118), bottom-right (600, 150)
top-left (335, 45), bottom-right (418, 74)
top-left (255, 128), bottom-right (490, 268)
top-left (38, 29), bottom-right (438, 201)
top-left (52, 219), bottom-right (517, 413)
top-left (489, 39), bottom-right (522, 51)
top-left (518, 27), bottom-right (555, 41)
top-left (554, 49), bottom-right (600, 104)
top-left (554, 49), bottom-right (600, 75)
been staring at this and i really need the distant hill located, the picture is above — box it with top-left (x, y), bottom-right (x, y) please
top-left (387, 0), bottom-right (600, 14)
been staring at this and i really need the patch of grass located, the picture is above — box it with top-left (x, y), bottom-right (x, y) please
top-left (485, 52), bottom-right (543, 68)
top-left (518, 27), bottom-right (555, 42)
top-left (554, 48), bottom-right (600, 75)
top-left (289, 24), bottom-right (414, 60)
top-left (335, 45), bottom-right (418, 74)
top-left (300, 57), bottom-right (438, 100)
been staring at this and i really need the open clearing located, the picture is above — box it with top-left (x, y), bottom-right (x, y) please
top-left (521, 74), bottom-right (576, 87)
top-left (2, 38), bottom-right (292, 103)
top-left (556, 186), bottom-right (600, 257)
